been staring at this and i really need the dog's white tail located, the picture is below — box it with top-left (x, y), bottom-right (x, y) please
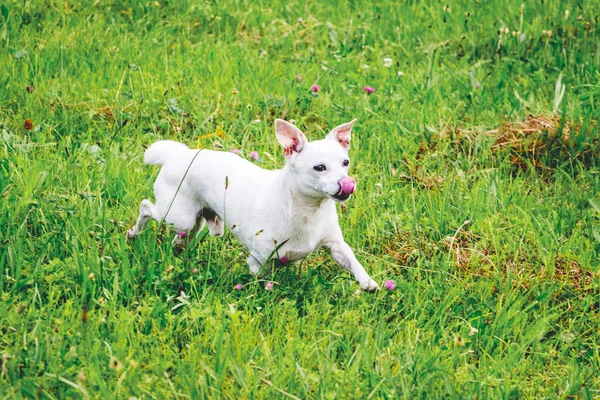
top-left (144, 140), bottom-right (190, 165)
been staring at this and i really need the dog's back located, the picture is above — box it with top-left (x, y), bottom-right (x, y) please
top-left (144, 142), bottom-right (273, 234)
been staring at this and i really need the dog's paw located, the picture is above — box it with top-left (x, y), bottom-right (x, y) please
top-left (360, 279), bottom-right (380, 292)
top-left (126, 228), bottom-right (136, 241)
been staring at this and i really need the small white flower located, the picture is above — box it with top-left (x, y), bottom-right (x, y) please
top-left (397, 71), bottom-right (404, 77)
top-left (519, 33), bottom-right (526, 43)
top-left (383, 57), bottom-right (393, 67)
top-left (362, 64), bottom-right (370, 69)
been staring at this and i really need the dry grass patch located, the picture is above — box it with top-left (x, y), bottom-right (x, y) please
top-left (549, 256), bottom-right (596, 292)
top-left (446, 114), bottom-right (598, 173)
top-left (490, 114), bottom-right (580, 171)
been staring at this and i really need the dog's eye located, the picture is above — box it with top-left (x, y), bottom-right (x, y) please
top-left (343, 160), bottom-right (350, 167)
top-left (313, 164), bottom-right (326, 172)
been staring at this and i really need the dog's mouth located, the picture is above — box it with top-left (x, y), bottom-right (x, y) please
top-left (332, 192), bottom-right (352, 201)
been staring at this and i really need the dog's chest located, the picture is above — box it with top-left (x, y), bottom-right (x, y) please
top-left (274, 213), bottom-right (329, 262)
top-left (279, 235), bottom-right (319, 262)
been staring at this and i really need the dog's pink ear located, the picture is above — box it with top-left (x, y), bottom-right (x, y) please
top-left (275, 119), bottom-right (307, 157)
top-left (327, 119), bottom-right (356, 150)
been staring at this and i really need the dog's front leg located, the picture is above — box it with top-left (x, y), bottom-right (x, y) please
top-left (246, 255), bottom-right (263, 276)
top-left (326, 240), bottom-right (379, 291)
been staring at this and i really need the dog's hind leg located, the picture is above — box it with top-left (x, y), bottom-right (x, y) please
top-left (203, 209), bottom-right (224, 237)
top-left (172, 213), bottom-right (206, 249)
top-left (127, 199), bottom-right (157, 240)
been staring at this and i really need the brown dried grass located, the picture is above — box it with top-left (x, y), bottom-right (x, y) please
top-left (448, 114), bottom-right (597, 172)
top-left (489, 114), bottom-right (573, 171)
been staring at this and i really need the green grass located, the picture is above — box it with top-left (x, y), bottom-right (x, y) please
top-left (1, 0), bottom-right (599, 398)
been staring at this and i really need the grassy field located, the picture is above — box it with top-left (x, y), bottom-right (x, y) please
top-left (1, 0), bottom-right (599, 398)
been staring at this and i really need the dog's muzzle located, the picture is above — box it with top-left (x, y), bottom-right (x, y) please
top-left (334, 177), bottom-right (356, 201)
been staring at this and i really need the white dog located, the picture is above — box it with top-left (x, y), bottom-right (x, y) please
top-left (127, 119), bottom-right (379, 290)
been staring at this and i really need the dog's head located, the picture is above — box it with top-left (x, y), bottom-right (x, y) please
top-left (275, 119), bottom-right (357, 202)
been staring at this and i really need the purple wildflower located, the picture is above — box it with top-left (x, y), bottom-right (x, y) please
top-left (384, 280), bottom-right (396, 291)
top-left (280, 256), bottom-right (289, 265)
top-left (231, 148), bottom-right (241, 155)
top-left (311, 84), bottom-right (320, 93)
top-left (178, 231), bottom-right (186, 238)
top-left (265, 281), bottom-right (273, 290)
top-left (364, 86), bottom-right (375, 94)
top-left (296, 75), bottom-right (302, 83)
top-left (192, 268), bottom-right (199, 274)
top-left (249, 151), bottom-right (259, 161)
top-left (234, 283), bottom-right (243, 290)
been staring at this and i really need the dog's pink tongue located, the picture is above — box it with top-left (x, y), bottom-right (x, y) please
top-left (338, 177), bottom-right (356, 196)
